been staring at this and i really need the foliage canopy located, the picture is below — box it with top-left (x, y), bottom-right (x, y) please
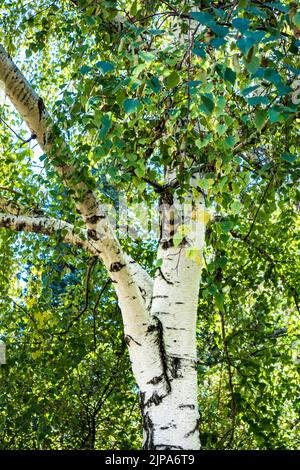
top-left (0, 0), bottom-right (299, 449)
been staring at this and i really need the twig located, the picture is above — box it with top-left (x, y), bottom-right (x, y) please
top-left (0, 116), bottom-right (36, 143)
top-left (243, 176), bottom-right (273, 241)
top-left (52, 256), bottom-right (98, 336)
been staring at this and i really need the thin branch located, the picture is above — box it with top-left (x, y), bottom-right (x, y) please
top-left (0, 115), bottom-right (36, 143)
top-left (52, 256), bottom-right (100, 336)
top-left (0, 212), bottom-right (101, 257)
top-left (93, 279), bottom-right (111, 350)
top-left (243, 176), bottom-right (273, 241)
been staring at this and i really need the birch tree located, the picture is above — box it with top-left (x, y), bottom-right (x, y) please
top-left (0, 0), bottom-right (299, 450)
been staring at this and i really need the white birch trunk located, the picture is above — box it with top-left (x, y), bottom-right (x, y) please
top-left (139, 184), bottom-right (206, 450)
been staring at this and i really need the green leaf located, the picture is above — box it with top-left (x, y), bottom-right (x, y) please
top-left (225, 135), bottom-right (236, 147)
top-left (237, 31), bottom-right (266, 55)
top-left (210, 24), bottom-right (229, 38)
top-left (264, 2), bottom-right (287, 13)
top-left (130, 0), bottom-right (138, 17)
top-left (192, 47), bottom-right (206, 58)
top-left (173, 231), bottom-right (184, 247)
top-left (247, 96), bottom-right (269, 106)
top-left (231, 201), bottom-right (242, 214)
top-left (95, 60), bottom-right (115, 74)
top-left (254, 109), bottom-right (268, 130)
top-left (220, 221), bottom-right (233, 233)
top-left (148, 28), bottom-right (165, 36)
top-left (216, 124), bottom-right (227, 136)
top-left (139, 51), bottom-right (156, 62)
top-left (200, 94), bottom-right (215, 115)
top-left (211, 37), bottom-right (226, 49)
top-left (232, 17), bottom-right (250, 32)
top-left (293, 12), bottom-right (300, 29)
top-left (238, 0), bottom-right (248, 8)
top-left (123, 98), bottom-right (142, 114)
top-left (165, 71), bottom-right (180, 89)
top-left (281, 153), bottom-right (297, 163)
top-left (245, 55), bottom-right (260, 74)
top-left (79, 65), bottom-right (92, 75)
top-left (195, 133), bottom-right (213, 148)
top-left (99, 114), bottom-right (112, 140)
top-left (242, 84), bottom-right (260, 96)
top-left (224, 67), bottom-right (236, 85)
top-left (236, 37), bottom-right (253, 55)
top-left (190, 11), bottom-right (214, 24)
top-left (268, 108), bottom-right (284, 123)
top-left (214, 292), bottom-right (225, 311)
top-left (134, 166), bottom-right (145, 177)
top-left (146, 76), bottom-right (161, 93)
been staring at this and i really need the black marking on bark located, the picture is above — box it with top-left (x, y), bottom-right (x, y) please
top-left (1, 217), bottom-right (11, 228)
top-left (152, 295), bottom-right (168, 299)
top-left (140, 392), bottom-right (155, 450)
top-left (110, 262), bottom-right (125, 272)
top-left (157, 267), bottom-right (173, 285)
top-left (86, 214), bottom-right (105, 224)
top-left (161, 236), bottom-right (189, 249)
top-left (147, 375), bottom-right (163, 385)
top-left (146, 390), bottom-right (164, 407)
top-left (160, 192), bottom-right (174, 206)
top-left (18, 222), bottom-right (26, 231)
top-left (142, 412), bottom-right (155, 450)
top-left (170, 357), bottom-right (181, 379)
top-left (139, 287), bottom-right (146, 298)
top-left (154, 317), bottom-right (171, 393)
top-left (140, 392), bottom-right (145, 408)
top-left (166, 326), bottom-right (185, 330)
top-left (124, 334), bottom-right (141, 347)
top-left (16, 88), bottom-right (26, 102)
top-left (185, 418), bottom-right (200, 438)
top-left (175, 301), bottom-right (184, 305)
top-left (37, 97), bottom-right (45, 121)
top-left (87, 229), bottom-right (100, 241)
top-left (179, 404), bottom-right (195, 409)
top-left (161, 239), bottom-right (173, 249)
top-left (146, 323), bottom-right (157, 334)
top-left (155, 444), bottom-right (184, 450)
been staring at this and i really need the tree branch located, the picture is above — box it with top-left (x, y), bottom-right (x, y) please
top-left (0, 209), bottom-right (153, 302)
top-left (0, 211), bottom-right (100, 255)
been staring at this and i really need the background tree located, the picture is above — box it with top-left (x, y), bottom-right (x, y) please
top-left (0, 0), bottom-right (299, 450)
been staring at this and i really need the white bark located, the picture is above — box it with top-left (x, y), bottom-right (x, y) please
top-left (140, 184), bottom-right (206, 449)
top-left (0, 212), bottom-right (97, 252)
